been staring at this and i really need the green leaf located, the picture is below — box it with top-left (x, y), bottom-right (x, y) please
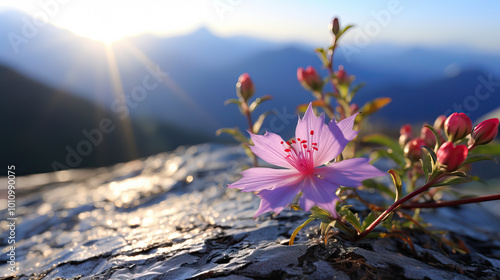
top-left (338, 205), bottom-right (362, 233)
top-left (248, 95), bottom-right (273, 113)
top-left (363, 232), bottom-right (381, 239)
top-left (348, 82), bottom-right (365, 101)
top-left (324, 220), bottom-right (337, 236)
top-left (224, 98), bottom-right (241, 106)
top-left (297, 100), bottom-right (326, 114)
top-left (370, 149), bottom-right (406, 168)
top-left (336, 24), bottom-right (354, 39)
top-left (419, 158), bottom-right (430, 183)
top-left (447, 170), bottom-right (469, 177)
top-left (241, 144), bottom-right (254, 160)
top-left (463, 154), bottom-right (498, 165)
top-left (315, 48), bottom-right (329, 67)
top-left (289, 217), bottom-right (315, 245)
top-left (216, 127), bottom-right (248, 143)
top-left (361, 212), bottom-right (376, 231)
top-left (310, 206), bottom-right (334, 222)
top-left (362, 179), bottom-right (396, 200)
top-left (388, 169), bottom-right (402, 202)
top-left (471, 141), bottom-right (500, 155)
top-left (423, 124), bottom-right (442, 150)
top-left (422, 145), bottom-right (437, 165)
top-left (360, 97), bottom-right (391, 116)
top-left (252, 111), bottom-right (273, 134)
top-left (362, 134), bottom-right (404, 155)
top-left (290, 204), bottom-right (303, 211)
top-left (432, 175), bottom-right (471, 187)
top-left (420, 146), bottom-right (436, 182)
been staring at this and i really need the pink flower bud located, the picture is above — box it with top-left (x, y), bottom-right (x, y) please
top-left (331, 17), bottom-right (340, 35)
top-left (350, 103), bottom-right (359, 114)
top-left (421, 125), bottom-right (436, 148)
top-left (444, 113), bottom-right (472, 142)
top-left (436, 142), bottom-right (468, 172)
top-left (297, 66), bottom-right (323, 92)
top-left (469, 118), bottom-right (499, 148)
top-left (335, 65), bottom-right (349, 84)
top-left (404, 138), bottom-right (426, 162)
top-left (236, 73), bottom-right (255, 101)
top-left (399, 124), bottom-right (412, 147)
top-left (433, 115), bottom-right (447, 130)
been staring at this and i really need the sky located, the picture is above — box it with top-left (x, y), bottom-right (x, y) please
top-left (1, 0), bottom-right (500, 52)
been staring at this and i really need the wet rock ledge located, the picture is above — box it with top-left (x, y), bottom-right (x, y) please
top-left (1, 144), bottom-right (500, 279)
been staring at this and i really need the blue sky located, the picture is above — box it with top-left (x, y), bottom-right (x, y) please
top-left (1, 0), bottom-right (499, 52)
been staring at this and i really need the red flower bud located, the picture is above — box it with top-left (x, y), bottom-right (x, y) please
top-left (236, 73), bottom-right (255, 101)
top-left (436, 142), bottom-right (468, 172)
top-left (421, 125), bottom-right (436, 148)
top-left (469, 118), bottom-right (499, 148)
top-left (444, 113), bottom-right (472, 142)
top-left (297, 66), bottom-right (323, 92)
top-left (400, 124), bottom-right (412, 136)
top-left (399, 124), bottom-right (412, 147)
top-left (331, 17), bottom-right (340, 35)
top-left (404, 138), bottom-right (426, 162)
top-left (335, 65), bottom-right (349, 84)
top-left (433, 115), bottom-right (447, 130)
top-left (350, 103), bottom-right (359, 114)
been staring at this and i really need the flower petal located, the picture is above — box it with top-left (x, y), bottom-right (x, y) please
top-left (249, 131), bottom-right (293, 168)
top-left (295, 103), bottom-right (326, 145)
top-left (228, 168), bottom-right (301, 192)
top-left (254, 184), bottom-right (302, 218)
top-left (334, 113), bottom-right (359, 142)
top-left (326, 113), bottom-right (360, 158)
top-left (299, 175), bottom-right (339, 216)
top-left (316, 158), bottom-right (386, 187)
top-left (295, 103), bottom-right (341, 167)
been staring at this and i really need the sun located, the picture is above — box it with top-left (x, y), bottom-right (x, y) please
top-left (1, 0), bottom-right (208, 43)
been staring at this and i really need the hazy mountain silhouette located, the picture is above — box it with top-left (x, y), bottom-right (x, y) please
top-left (357, 69), bottom-right (500, 126)
top-left (0, 65), bottom-right (214, 175)
top-left (2, 8), bottom-right (500, 132)
top-left (2, 9), bottom-right (500, 175)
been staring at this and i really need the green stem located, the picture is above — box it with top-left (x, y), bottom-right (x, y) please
top-left (242, 102), bottom-right (258, 167)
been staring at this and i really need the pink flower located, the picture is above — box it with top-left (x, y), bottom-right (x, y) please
top-left (444, 113), bottom-right (472, 142)
top-left (336, 66), bottom-right (348, 84)
top-left (437, 142), bottom-right (468, 172)
top-left (469, 118), bottom-right (499, 148)
top-left (420, 125), bottom-right (436, 148)
top-left (297, 66), bottom-right (323, 91)
top-left (399, 124), bottom-right (412, 147)
top-left (236, 73), bottom-right (255, 100)
top-left (433, 115), bottom-right (447, 130)
top-left (404, 138), bottom-right (426, 162)
top-left (228, 104), bottom-right (385, 217)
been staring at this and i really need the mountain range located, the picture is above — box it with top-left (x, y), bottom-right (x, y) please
top-left (1, 9), bottom-right (499, 174)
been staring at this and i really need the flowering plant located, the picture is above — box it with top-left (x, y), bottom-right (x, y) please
top-left (219, 17), bottom-right (500, 249)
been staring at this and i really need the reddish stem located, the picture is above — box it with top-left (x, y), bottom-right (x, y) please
top-left (402, 194), bottom-right (500, 209)
top-left (357, 173), bottom-right (446, 240)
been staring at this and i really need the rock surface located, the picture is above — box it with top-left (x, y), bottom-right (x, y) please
top-left (1, 144), bottom-right (500, 279)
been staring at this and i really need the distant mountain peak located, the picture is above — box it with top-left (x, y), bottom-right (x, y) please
top-left (189, 26), bottom-right (216, 39)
